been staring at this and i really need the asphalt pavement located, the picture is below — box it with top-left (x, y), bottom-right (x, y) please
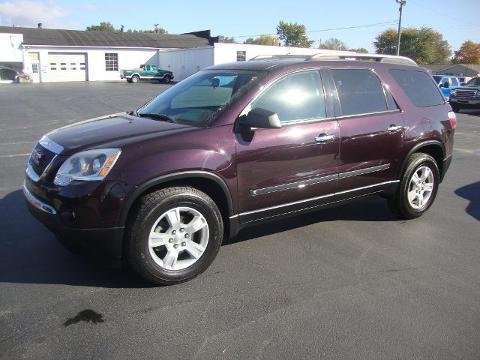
top-left (0, 82), bottom-right (479, 359)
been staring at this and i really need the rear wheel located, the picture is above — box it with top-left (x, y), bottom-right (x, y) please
top-left (163, 74), bottom-right (172, 84)
top-left (127, 186), bottom-right (223, 285)
top-left (388, 153), bottom-right (440, 219)
top-left (130, 75), bottom-right (140, 83)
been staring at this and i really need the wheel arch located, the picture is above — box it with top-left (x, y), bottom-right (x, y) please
top-left (400, 140), bottom-right (445, 180)
top-left (120, 171), bottom-right (234, 231)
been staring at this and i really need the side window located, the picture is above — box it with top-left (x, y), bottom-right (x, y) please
top-left (390, 69), bottom-right (444, 107)
top-left (332, 69), bottom-right (388, 116)
top-left (450, 78), bottom-right (459, 87)
top-left (236, 51), bottom-right (246, 62)
top-left (251, 71), bottom-right (326, 123)
top-left (384, 87), bottom-right (399, 111)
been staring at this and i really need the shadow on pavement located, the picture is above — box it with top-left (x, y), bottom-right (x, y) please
top-left (455, 182), bottom-right (480, 221)
top-left (0, 188), bottom-right (396, 287)
top-left (0, 189), bottom-right (152, 288)
top-left (458, 109), bottom-right (480, 117)
top-left (228, 196), bottom-right (396, 245)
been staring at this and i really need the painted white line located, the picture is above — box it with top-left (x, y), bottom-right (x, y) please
top-left (0, 141), bottom-right (35, 146)
top-left (454, 148), bottom-right (480, 155)
top-left (0, 153), bottom-right (30, 158)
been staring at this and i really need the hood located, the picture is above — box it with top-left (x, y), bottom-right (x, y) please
top-left (46, 113), bottom-right (192, 153)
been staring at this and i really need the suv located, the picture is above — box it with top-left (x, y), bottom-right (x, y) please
top-left (23, 54), bottom-right (455, 285)
top-left (449, 77), bottom-right (480, 112)
top-left (432, 75), bottom-right (461, 101)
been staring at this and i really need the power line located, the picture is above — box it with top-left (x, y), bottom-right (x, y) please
top-left (233, 21), bottom-right (398, 38)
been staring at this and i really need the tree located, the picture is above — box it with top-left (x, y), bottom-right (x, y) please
top-left (86, 22), bottom-right (116, 32)
top-left (349, 47), bottom-right (368, 53)
top-left (220, 36), bottom-right (236, 43)
top-left (276, 21), bottom-right (313, 48)
top-left (86, 22), bottom-right (167, 34)
top-left (453, 41), bottom-right (480, 64)
top-left (245, 35), bottom-right (279, 46)
top-left (319, 38), bottom-right (348, 51)
top-left (374, 27), bottom-right (451, 64)
top-left (126, 28), bottom-right (167, 34)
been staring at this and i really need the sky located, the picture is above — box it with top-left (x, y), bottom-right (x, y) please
top-left (0, 0), bottom-right (478, 53)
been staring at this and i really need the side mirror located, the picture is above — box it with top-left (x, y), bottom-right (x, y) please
top-left (238, 108), bottom-right (282, 129)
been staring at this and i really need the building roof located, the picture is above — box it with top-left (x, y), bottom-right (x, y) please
top-left (0, 26), bottom-right (211, 48)
top-left (424, 63), bottom-right (480, 75)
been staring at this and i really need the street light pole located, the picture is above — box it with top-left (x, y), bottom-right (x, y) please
top-left (396, 0), bottom-right (406, 56)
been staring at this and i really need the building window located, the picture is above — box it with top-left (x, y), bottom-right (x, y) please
top-left (105, 53), bottom-right (118, 71)
top-left (236, 51), bottom-right (246, 62)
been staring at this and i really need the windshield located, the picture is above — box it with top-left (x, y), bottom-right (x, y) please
top-left (465, 77), bottom-right (480, 87)
top-left (432, 75), bottom-right (442, 84)
top-left (137, 70), bottom-right (264, 126)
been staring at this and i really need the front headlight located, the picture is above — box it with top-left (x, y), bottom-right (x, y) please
top-left (54, 148), bottom-right (121, 186)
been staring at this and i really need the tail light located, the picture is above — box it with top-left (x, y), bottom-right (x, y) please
top-left (448, 111), bottom-right (456, 129)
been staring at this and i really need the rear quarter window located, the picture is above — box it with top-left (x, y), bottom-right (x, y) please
top-left (331, 69), bottom-right (389, 116)
top-left (390, 69), bottom-right (445, 107)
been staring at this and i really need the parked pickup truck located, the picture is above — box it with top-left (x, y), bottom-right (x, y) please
top-left (449, 77), bottom-right (480, 112)
top-left (121, 64), bottom-right (173, 83)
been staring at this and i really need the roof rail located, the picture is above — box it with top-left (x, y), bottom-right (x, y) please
top-left (307, 53), bottom-right (417, 66)
top-left (249, 54), bottom-right (311, 61)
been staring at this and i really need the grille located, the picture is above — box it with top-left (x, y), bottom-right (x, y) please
top-left (29, 143), bottom-right (56, 178)
top-left (454, 89), bottom-right (477, 101)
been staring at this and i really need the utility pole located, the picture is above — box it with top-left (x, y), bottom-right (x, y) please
top-left (396, 0), bottom-right (406, 56)
top-left (154, 24), bottom-right (160, 33)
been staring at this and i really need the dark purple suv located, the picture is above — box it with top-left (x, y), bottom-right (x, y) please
top-left (23, 54), bottom-right (455, 285)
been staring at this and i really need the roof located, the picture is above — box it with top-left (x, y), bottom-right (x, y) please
top-left (424, 63), bottom-right (480, 74)
top-left (0, 26), bottom-right (210, 48)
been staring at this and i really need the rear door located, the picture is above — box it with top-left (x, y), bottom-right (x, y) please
top-left (329, 68), bottom-right (404, 195)
top-left (235, 69), bottom-right (340, 223)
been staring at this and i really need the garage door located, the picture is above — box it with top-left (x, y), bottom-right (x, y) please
top-left (48, 53), bottom-right (87, 82)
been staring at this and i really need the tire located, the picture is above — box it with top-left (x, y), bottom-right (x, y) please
top-left (163, 75), bottom-right (172, 84)
top-left (130, 75), bottom-right (140, 83)
top-left (388, 153), bottom-right (440, 219)
top-left (127, 186), bottom-right (223, 285)
top-left (451, 104), bottom-right (460, 113)
top-left (127, 79), bottom-right (132, 83)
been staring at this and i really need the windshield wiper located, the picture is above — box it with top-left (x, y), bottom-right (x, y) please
top-left (137, 113), bottom-right (176, 123)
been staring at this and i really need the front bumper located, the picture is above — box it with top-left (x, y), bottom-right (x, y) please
top-left (450, 98), bottom-right (480, 108)
top-left (23, 180), bottom-right (125, 267)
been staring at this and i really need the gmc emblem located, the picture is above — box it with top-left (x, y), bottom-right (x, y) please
top-left (31, 149), bottom-right (43, 166)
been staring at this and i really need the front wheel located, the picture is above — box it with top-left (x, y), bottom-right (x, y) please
top-left (127, 186), bottom-right (223, 285)
top-left (130, 75), bottom-right (140, 83)
top-left (388, 153), bottom-right (440, 219)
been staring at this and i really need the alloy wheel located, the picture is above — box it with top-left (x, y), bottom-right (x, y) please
top-left (148, 206), bottom-right (209, 271)
top-left (407, 165), bottom-right (434, 210)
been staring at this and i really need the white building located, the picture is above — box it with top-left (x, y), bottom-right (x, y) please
top-left (0, 26), bottom-right (353, 83)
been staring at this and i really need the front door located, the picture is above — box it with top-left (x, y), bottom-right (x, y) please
top-left (329, 68), bottom-right (404, 195)
top-left (27, 52), bottom-right (40, 82)
top-left (235, 70), bottom-right (340, 224)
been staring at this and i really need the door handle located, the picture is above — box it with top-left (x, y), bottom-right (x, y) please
top-left (387, 124), bottom-right (403, 132)
top-left (315, 133), bottom-right (335, 143)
